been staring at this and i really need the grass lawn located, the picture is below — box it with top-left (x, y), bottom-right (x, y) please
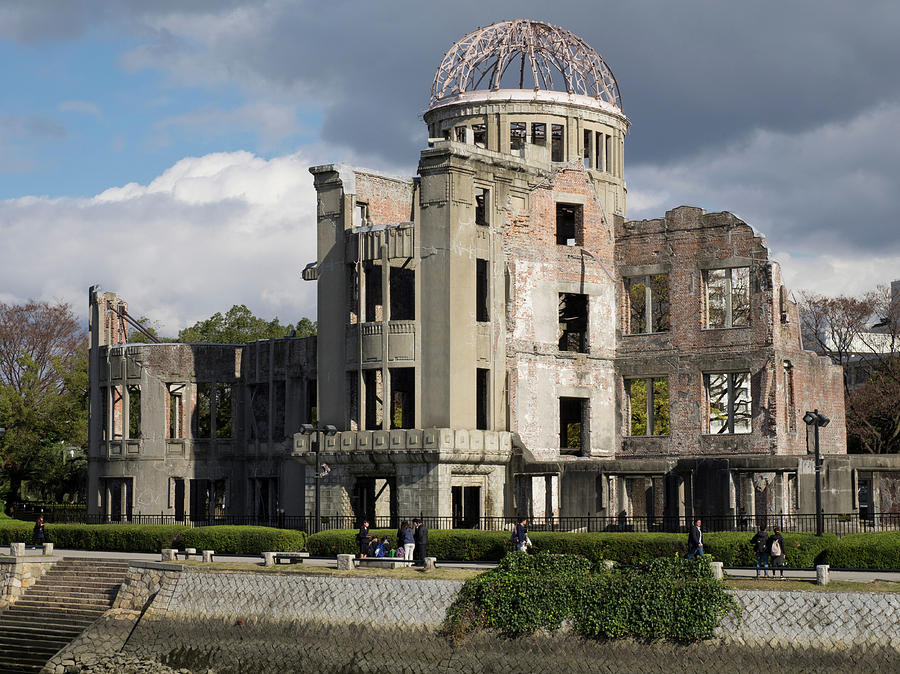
top-left (177, 560), bottom-right (482, 582)
top-left (725, 578), bottom-right (900, 593)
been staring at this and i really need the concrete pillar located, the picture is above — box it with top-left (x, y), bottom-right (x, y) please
top-left (9, 542), bottom-right (25, 556)
top-left (711, 561), bottom-right (724, 580)
top-left (42, 543), bottom-right (54, 556)
top-left (816, 564), bottom-right (830, 585)
top-left (263, 552), bottom-right (276, 567)
top-left (202, 550), bottom-right (215, 563)
top-left (423, 556), bottom-right (436, 572)
top-left (337, 553), bottom-right (355, 571)
top-left (161, 548), bottom-right (177, 562)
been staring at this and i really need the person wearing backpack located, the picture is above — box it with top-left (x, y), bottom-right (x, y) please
top-left (767, 526), bottom-right (786, 580)
top-left (511, 517), bottom-right (529, 553)
top-left (750, 525), bottom-right (770, 578)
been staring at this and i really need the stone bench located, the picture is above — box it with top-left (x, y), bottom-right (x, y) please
top-left (162, 548), bottom-right (214, 562)
top-left (262, 552), bottom-right (310, 567)
top-left (356, 557), bottom-right (415, 569)
top-left (179, 547), bottom-right (200, 560)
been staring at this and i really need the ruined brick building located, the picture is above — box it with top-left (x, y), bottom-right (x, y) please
top-left (87, 20), bottom-right (900, 527)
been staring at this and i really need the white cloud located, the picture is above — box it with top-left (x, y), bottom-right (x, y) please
top-left (0, 150), bottom-right (318, 334)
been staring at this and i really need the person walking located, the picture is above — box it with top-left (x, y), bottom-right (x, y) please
top-left (686, 518), bottom-right (703, 559)
top-left (356, 520), bottom-right (371, 558)
top-left (768, 526), bottom-right (786, 580)
top-left (751, 525), bottom-right (770, 578)
top-left (32, 516), bottom-right (45, 549)
top-left (512, 517), bottom-right (529, 553)
top-left (399, 520), bottom-right (416, 562)
top-left (413, 518), bottom-right (428, 565)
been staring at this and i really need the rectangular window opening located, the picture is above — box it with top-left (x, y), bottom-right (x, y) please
top-left (194, 383), bottom-right (212, 438)
top-left (476, 368), bottom-right (489, 430)
top-left (596, 131), bottom-right (605, 171)
top-left (168, 384), bottom-right (185, 439)
top-left (705, 267), bottom-right (750, 328)
top-left (605, 135), bottom-right (613, 175)
top-left (583, 129), bottom-right (592, 168)
top-left (559, 397), bottom-right (587, 453)
top-left (476, 258), bottom-right (490, 323)
top-left (555, 203), bottom-right (583, 246)
top-left (364, 369), bottom-right (384, 430)
top-left (127, 385), bottom-right (141, 439)
top-left (626, 274), bottom-right (669, 334)
top-left (101, 385), bottom-right (109, 441)
top-left (510, 122), bottom-right (526, 154)
top-left (215, 383), bottom-right (232, 439)
top-left (273, 381), bottom-right (286, 440)
top-left (306, 378), bottom-right (318, 427)
top-left (627, 378), bottom-right (669, 436)
top-left (364, 262), bottom-right (383, 322)
top-left (111, 385), bottom-right (123, 439)
top-left (249, 383), bottom-right (269, 441)
top-left (472, 123), bottom-right (487, 148)
top-left (390, 367), bottom-right (415, 430)
top-left (355, 201), bottom-right (369, 228)
top-left (531, 122), bottom-right (546, 147)
top-left (784, 361), bottom-right (796, 432)
top-left (558, 293), bottom-right (588, 352)
top-left (389, 266), bottom-right (415, 320)
top-left (475, 187), bottom-right (489, 226)
top-left (551, 123), bottom-right (565, 162)
top-left (706, 372), bottom-right (751, 434)
top-left (455, 126), bottom-right (467, 143)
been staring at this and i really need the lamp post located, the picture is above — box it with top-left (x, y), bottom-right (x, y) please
top-left (300, 424), bottom-right (337, 534)
top-left (803, 410), bottom-right (830, 536)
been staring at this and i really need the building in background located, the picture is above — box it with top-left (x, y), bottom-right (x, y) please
top-left (88, 20), bottom-right (900, 528)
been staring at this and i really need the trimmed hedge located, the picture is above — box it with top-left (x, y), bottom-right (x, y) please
top-left (703, 532), bottom-right (838, 568)
top-left (819, 532), bottom-right (900, 569)
top-left (445, 552), bottom-right (739, 642)
top-left (0, 520), bottom-right (305, 554)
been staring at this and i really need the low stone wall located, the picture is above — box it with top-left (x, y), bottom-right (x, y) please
top-left (0, 555), bottom-right (57, 609)
top-left (46, 565), bottom-right (900, 673)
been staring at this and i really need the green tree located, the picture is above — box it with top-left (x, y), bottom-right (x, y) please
top-left (177, 304), bottom-right (315, 343)
top-left (0, 301), bottom-right (88, 510)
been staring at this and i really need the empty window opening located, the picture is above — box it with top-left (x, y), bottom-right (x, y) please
top-left (583, 129), bottom-right (592, 168)
top-left (306, 378), bottom-right (318, 426)
top-left (596, 131), bottom-right (606, 171)
top-left (558, 293), bottom-right (588, 352)
top-left (111, 385), bottom-right (123, 439)
top-left (476, 258), bottom-right (490, 323)
top-left (476, 368), bottom-right (489, 430)
top-left (364, 262), bottom-right (383, 322)
top-left (249, 383), bottom-right (269, 441)
top-left (364, 369), bottom-right (384, 430)
top-left (390, 367), bottom-right (415, 429)
top-left (555, 203), bottom-right (583, 245)
top-left (472, 123), bottom-right (487, 148)
top-left (455, 126), bottom-right (467, 142)
top-left (389, 266), bottom-right (415, 320)
top-left (605, 135), bottom-right (613, 175)
top-left (442, 128), bottom-right (450, 140)
top-left (705, 267), bottom-right (750, 328)
top-left (783, 361), bottom-right (796, 432)
top-left (559, 397), bottom-right (587, 453)
top-left (273, 381), bottom-right (286, 440)
top-left (354, 201), bottom-right (369, 228)
top-left (101, 386), bottom-right (109, 441)
top-left (173, 478), bottom-right (185, 520)
top-left (510, 122), bottom-right (526, 154)
top-left (706, 372), bottom-right (751, 434)
top-left (215, 383), bottom-right (232, 439)
top-left (531, 122), bottom-right (547, 147)
top-left (127, 385), bottom-right (141, 439)
top-left (168, 384), bottom-right (185, 439)
top-left (475, 187), bottom-right (489, 226)
top-left (626, 274), bottom-right (670, 334)
top-left (194, 383), bottom-right (212, 438)
top-left (627, 378), bottom-right (670, 436)
top-left (452, 485), bottom-right (481, 528)
top-left (551, 124), bottom-right (565, 161)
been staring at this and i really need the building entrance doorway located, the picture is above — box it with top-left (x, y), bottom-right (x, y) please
top-left (452, 485), bottom-right (481, 528)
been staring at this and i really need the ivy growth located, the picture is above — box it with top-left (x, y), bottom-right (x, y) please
top-left (444, 552), bottom-right (739, 643)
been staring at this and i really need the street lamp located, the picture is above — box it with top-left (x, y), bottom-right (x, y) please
top-left (803, 410), bottom-right (830, 536)
top-left (300, 424), bottom-right (338, 534)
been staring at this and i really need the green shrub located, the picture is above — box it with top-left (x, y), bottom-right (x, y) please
top-left (445, 552), bottom-right (738, 643)
top-left (176, 526), bottom-right (307, 554)
top-left (43, 524), bottom-right (186, 552)
top-left (820, 532), bottom-right (900, 569)
top-left (703, 532), bottom-right (837, 567)
top-left (0, 519), bottom-right (34, 544)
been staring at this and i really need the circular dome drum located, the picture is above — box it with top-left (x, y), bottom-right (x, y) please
top-left (430, 20), bottom-right (622, 111)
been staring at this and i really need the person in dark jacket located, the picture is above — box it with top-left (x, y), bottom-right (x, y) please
top-left (686, 518), bottom-right (703, 559)
top-left (356, 520), bottom-right (371, 557)
top-left (751, 525), bottom-right (770, 578)
top-left (32, 516), bottom-right (45, 549)
top-left (767, 526), bottom-right (786, 579)
top-left (513, 518), bottom-right (529, 553)
top-left (399, 521), bottom-right (415, 561)
top-left (413, 518), bottom-right (428, 564)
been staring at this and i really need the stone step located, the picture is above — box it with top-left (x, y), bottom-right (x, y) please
top-left (11, 596), bottom-right (112, 609)
top-left (21, 588), bottom-right (118, 601)
top-left (5, 601), bottom-right (107, 617)
top-left (0, 615), bottom-right (96, 631)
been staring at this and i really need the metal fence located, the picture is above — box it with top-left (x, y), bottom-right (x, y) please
top-left (9, 503), bottom-right (900, 536)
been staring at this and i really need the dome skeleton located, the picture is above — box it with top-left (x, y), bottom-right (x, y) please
top-left (431, 20), bottom-right (622, 110)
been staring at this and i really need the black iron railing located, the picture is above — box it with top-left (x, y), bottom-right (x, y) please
top-left (9, 504), bottom-right (900, 536)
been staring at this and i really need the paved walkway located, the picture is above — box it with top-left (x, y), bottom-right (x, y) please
top-left (9, 547), bottom-right (900, 583)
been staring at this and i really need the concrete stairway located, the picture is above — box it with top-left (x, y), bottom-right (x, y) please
top-left (0, 557), bottom-right (129, 673)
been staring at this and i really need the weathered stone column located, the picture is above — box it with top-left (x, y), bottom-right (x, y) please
top-left (263, 552), bottom-right (276, 567)
top-left (337, 554), bottom-right (355, 571)
top-left (161, 548), bottom-right (177, 562)
top-left (202, 550), bottom-right (215, 563)
top-left (42, 543), bottom-right (54, 555)
top-left (711, 561), bottom-right (724, 580)
top-left (816, 564), bottom-right (830, 585)
top-left (9, 543), bottom-right (25, 556)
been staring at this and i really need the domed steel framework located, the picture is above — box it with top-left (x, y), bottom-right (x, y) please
top-left (430, 20), bottom-right (622, 110)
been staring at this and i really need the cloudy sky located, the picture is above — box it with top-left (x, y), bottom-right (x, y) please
top-left (2, 0), bottom-right (899, 334)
